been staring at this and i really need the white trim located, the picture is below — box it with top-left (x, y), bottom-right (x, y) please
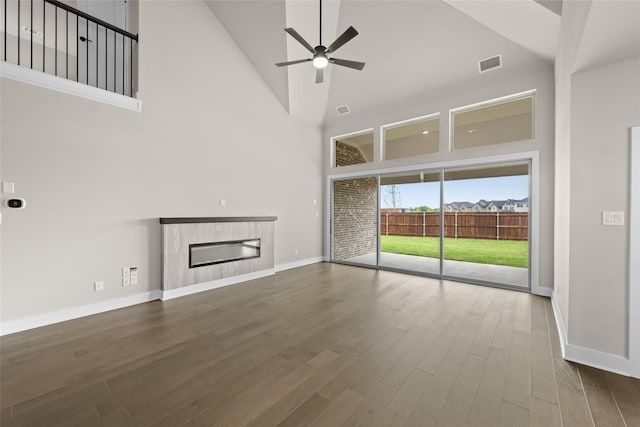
top-left (327, 151), bottom-right (539, 180)
top-left (630, 126), bottom-right (640, 378)
top-left (552, 291), bottom-right (632, 376)
top-left (160, 269), bottom-right (275, 300)
top-left (449, 90), bottom-right (536, 153)
top-left (1, 61), bottom-right (141, 112)
top-left (0, 290), bottom-right (162, 336)
top-left (275, 257), bottom-right (324, 272)
top-left (551, 292), bottom-right (568, 358)
top-left (448, 88), bottom-right (537, 114)
top-left (330, 128), bottom-right (375, 169)
top-left (529, 151), bottom-right (542, 295)
top-left (380, 112), bottom-right (440, 162)
top-left (564, 344), bottom-right (631, 377)
top-left (0, 263), bottom-right (321, 336)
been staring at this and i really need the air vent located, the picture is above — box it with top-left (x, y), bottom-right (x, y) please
top-left (336, 105), bottom-right (350, 115)
top-left (478, 55), bottom-right (502, 73)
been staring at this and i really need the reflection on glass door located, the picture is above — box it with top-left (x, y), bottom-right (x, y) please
top-left (442, 163), bottom-right (530, 288)
top-left (379, 172), bottom-right (441, 275)
top-left (331, 176), bottom-right (378, 267)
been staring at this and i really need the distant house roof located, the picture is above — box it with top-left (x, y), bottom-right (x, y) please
top-left (456, 202), bottom-right (474, 208)
top-left (444, 198), bottom-right (528, 211)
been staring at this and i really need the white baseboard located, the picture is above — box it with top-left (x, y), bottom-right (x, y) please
top-left (0, 290), bottom-right (162, 336)
top-left (533, 286), bottom-right (553, 297)
top-left (275, 257), bottom-right (324, 272)
top-left (160, 269), bottom-right (275, 300)
top-left (550, 292), bottom-right (568, 358)
top-left (551, 292), bottom-right (631, 376)
top-left (564, 343), bottom-right (631, 377)
top-left (0, 261), bottom-right (324, 336)
top-left (1, 61), bottom-right (141, 111)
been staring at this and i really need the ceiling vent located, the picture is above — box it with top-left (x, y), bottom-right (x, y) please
top-left (478, 55), bottom-right (502, 73)
top-left (336, 104), bottom-right (350, 115)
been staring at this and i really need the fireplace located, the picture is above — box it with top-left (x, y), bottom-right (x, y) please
top-left (189, 238), bottom-right (260, 268)
top-left (160, 216), bottom-right (276, 296)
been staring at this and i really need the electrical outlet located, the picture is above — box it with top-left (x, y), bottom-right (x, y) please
top-left (602, 211), bottom-right (625, 226)
top-left (130, 275), bottom-right (138, 285)
top-left (94, 281), bottom-right (104, 291)
top-left (122, 276), bottom-right (130, 286)
top-left (294, 249), bottom-right (299, 256)
top-left (122, 267), bottom-right (130, 277)
top-left (220, 199), bottom-right (226, 207)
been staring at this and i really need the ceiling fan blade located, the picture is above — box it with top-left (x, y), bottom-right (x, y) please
top-left (326, 26), bottom-right (359, 54)
top-left (284, 28), bottom-right (316, 54)
top-left (330, 58), bottom-right (366, 71)
top-left (275, 58), bottom-right (312, 67)
top-left (315, 68), bottom-right (324, 84)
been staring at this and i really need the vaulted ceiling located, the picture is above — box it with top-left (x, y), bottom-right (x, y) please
top-left (204, 0), bottom-right (639, 127)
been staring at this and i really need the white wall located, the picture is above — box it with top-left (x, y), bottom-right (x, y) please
top-left (0, 0), bottom-right (323, 323)
top-left (324, 62), bottom-right (555, 291)
top-left (569, 56), bottom-right (640, 356)
top-left (553, 0), bottom-right (592, 336)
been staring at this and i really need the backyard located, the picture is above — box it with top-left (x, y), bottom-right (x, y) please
top-left (380, 235), bottom-right (528, 268)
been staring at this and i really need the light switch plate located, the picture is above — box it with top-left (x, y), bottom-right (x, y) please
top-left (2, 182), bottom-right (15, 194)
top-left (602, 211), bottom-right (625, 226)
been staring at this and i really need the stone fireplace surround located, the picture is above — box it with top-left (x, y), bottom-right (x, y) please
top-left (160, 217), bottom-right (276, 299)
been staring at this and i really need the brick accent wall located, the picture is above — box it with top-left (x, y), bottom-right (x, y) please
top-left (335, 141), bottom-right (367, 166)
top-left (332, 177), bottom-right (378, 260)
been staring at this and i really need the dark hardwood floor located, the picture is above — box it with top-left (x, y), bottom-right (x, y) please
top-left (1, 263), bottom-right (639, 426)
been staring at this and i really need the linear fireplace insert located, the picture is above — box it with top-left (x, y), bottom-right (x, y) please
top-left (189, 238), bottom-right (261, 268)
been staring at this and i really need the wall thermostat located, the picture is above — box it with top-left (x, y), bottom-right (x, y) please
top-left (5, 198), bottom-right (26, 209)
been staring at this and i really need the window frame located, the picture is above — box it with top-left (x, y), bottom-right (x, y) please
top-left (331, 128), bottom-right (376, 168)
top-left (449, 90), bottom-right (536, 152)
top-left (380, 112), bottom-right (441, 161)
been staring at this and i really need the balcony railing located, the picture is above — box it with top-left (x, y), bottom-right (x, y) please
top-left (1, 0), bottom-right (138, 98)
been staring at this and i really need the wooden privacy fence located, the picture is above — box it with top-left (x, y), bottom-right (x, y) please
top-left (380, 212), bottom-right (528, 241)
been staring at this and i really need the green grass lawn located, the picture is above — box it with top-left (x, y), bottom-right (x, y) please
top-left (380, 235), bottom-right (528, 268)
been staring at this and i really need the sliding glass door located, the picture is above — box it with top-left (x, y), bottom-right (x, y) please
top-left (442, 163), bottom-right (530, 288)
top-left (379, 172), bottom-right (441, 275)
top-left (330, 161), bottom-right (531, 290)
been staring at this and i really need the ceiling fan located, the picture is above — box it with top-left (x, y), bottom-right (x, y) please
top-left (275, 0), bottom-right (365, 84)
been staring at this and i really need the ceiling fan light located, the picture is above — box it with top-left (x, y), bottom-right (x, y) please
top-left (313, 56), bottom-right (329, 69)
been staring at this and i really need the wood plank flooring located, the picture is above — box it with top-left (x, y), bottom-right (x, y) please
top-left (1, 262), bottom-right (639, 426)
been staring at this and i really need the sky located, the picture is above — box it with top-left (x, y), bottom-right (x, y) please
top-left (381, 175), bottom-right (528, 209)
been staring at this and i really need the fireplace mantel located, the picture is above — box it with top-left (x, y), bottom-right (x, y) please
top-left (160, 217), bottom-right (277, 299)
top-left (160, 216), bottom-right (277, 224)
